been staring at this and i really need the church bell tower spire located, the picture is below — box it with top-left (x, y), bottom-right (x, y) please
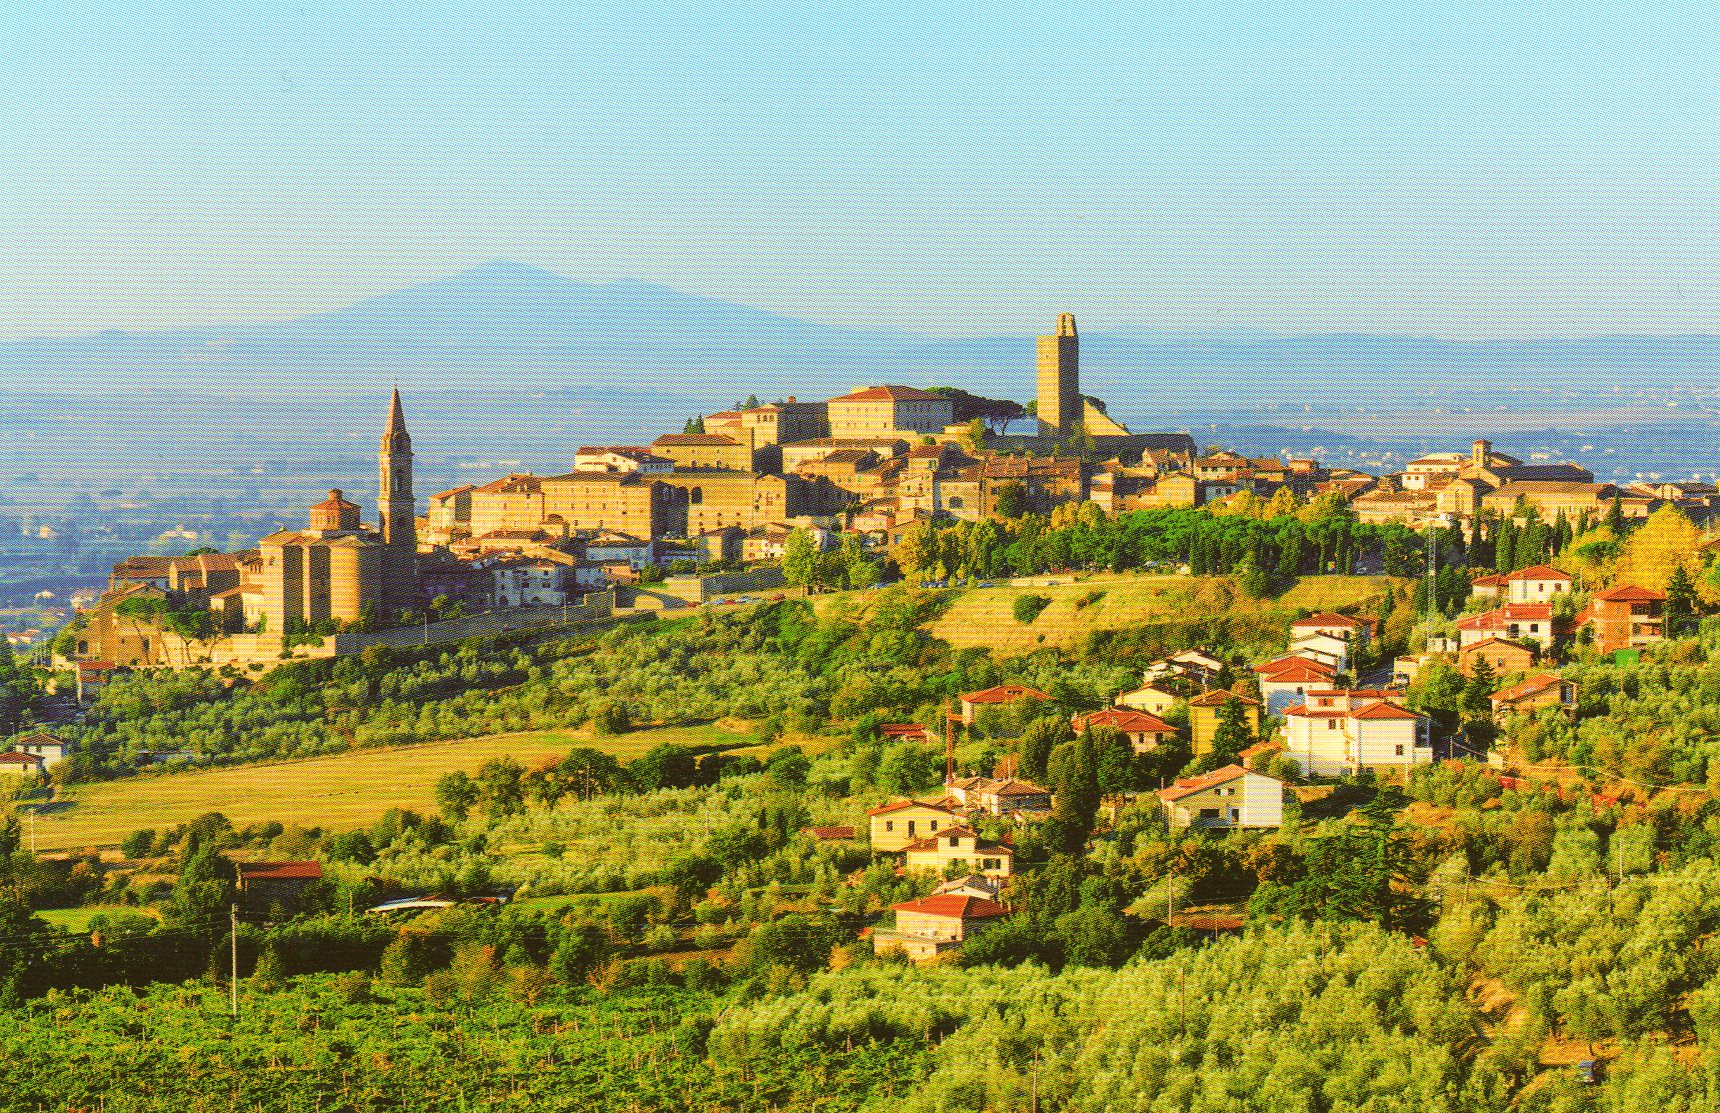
top-left (379, 387), bottom-right (416, 554)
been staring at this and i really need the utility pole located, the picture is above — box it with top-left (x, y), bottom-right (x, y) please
top-left (230, 903), bottom-right (239, 1019)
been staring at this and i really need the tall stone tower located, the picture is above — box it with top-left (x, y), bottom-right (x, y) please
top-left (378, 388), bottom-right (417, 600)
top-left (1036, 313), bottom-right (1080, 438)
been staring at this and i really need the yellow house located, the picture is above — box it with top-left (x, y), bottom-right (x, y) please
top-left (1115, 683), bottom-right (1180, 717)
top-left (1187, 691), bottom-right (1261, 756)
top-left (1156, 765), bottom-right (1284, 830)
top-left (903, 826), bottom-right (1014, 878)
top-left (867, 799), bottom-right (962, 853)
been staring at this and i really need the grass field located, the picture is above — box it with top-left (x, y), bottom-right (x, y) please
top-left (920, 572), bottom-right (1394, 654)
top-left (29, 723), bottom-right (764, 853)
top-left (36, 905), bottom-right (161, 932)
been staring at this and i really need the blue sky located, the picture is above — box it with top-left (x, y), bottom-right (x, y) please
top-left (2, 0), bottom-right (1717, 341)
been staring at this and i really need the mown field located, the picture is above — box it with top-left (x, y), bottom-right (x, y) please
top-left (31, 723), bottom-right (765, 853)
top-left (918, 572), bottom-right (1394, 653)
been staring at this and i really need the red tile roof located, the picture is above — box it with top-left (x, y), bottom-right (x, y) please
top-left (1188, 690), bottom-right (1260, 707)
top-left (1505, 564), bottom-right (1573, 582)
top-left (803, 826), bottom-right (858, 841)
top-left (1254, 659), bottom-right (1337, 684)
top-left (830, 385), bottom-right (947, 403)
top-left (1291, 612), bottom-right (1368, 628)
top-left (1350, 701), bottom-right (1423, 721)
top-left (890, 894), bottom-right (1010, 920)
top-left (0, 751), bottom-right (44, 767)
top-left (1072, 708), bottom-right (1175, 734)
top-left (866, 798), bottom-right (960, 817)
top-left (960, 684), bottom-right (1050, 705)
top-left (1595, 584), bottom-right (1666, 602)
top-left (1157, 764), bottom-right (1255, 802)
top-left (1490, 673), bottom-right (1571, 704)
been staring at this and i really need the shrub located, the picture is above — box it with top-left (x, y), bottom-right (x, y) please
top-left (1013, 594), bottom-right (1052, 624)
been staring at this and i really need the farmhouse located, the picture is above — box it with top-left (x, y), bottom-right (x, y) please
top-left (902, 826), bottom-right (1014, 878)
top-left (867, 799), bottom-right (963, 853)
top-left (1282, 690), bottom-right (1432, 778)
top-left (956, 683), bottom-right (1050, 726)
top-left (1459, 637), bottom-right (1537, 677)
top-left (1490, 673), bottom-right (1579, 722)
top-left (1156, 765), bottom-right (1284, 831)
top-left (1071, 708), bottom-right (1177, 753)
top-left (872, 894), bottom-right (1010, 962)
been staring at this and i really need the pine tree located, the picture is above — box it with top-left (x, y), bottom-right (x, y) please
top-left (1665, 564), bottom-right (1698, 637)
top-left (682, 416), bottom-right (706, 434)
top-left (1462, 658), bottom-right (1495, 718)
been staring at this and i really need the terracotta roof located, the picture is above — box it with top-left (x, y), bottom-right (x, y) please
top-left (866, 798), bottom-right (960, 817)
top-left (1254, 659), bottom-right (1337, 683)
top-left (1471, 573), bottom-right (1509, 588)
top-left (432, 484), bottom-right (477, 500)
top-left (879, 723), bottom-right (932, 739)
top-left (986, 779), bottom-right (1049, 796)
top-left (1073, 708), bottom-right (1175, 734)
top-left (0, 751), bottom-right (44, 767)
top-left (1187, 690), bottom-right (1259, 707)
top-left (1291, 612), bottom-right (1367, 628)
top-left (1505, 564), bottom-right (1573, 582)
top-left (902, 824), bottom-right (981, 849)
top-left (830, 385), bottom-right (947, 403)
top-left (1350, 701), bottom-right (1423, 721)
top-left (960, 684), bottom-right (1050, 705)
top-left (1457, 604), bottom-right (1554, 630)
top-left (1490, 673), bottom-right (1571, 704)
top-left (1157, 764), bottom-right (1257, 802)
top-left (890, 894), bottom-right (1010, 919)
top-left (1594, 584), bottom-right (1666, 602)
top-left (652, 434), bottom-right (742, 446)
top-left (802, 826), bottom-right (857, 841)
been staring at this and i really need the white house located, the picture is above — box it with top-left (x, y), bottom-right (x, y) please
top-left (1289, 612), bottom-right (1371, 652)
top-left (1456, 604), bottom-right (1555, 649)
top-left (1505, 565), bottom-right (1574, 605)
top-left (489, 557), bottom-right (575, 607)
top-left (10, 732), bottom-right (70, 768)
top-left (1288, 630), bottom-right (1350, 673)
top-left (0, 751), bottom-right (45, 777)
top-left (1253, 656), bottom-right (1338, 717)
top-left (902, 826), bottom-right (1014, 878)
top-left (1156, 765), bottom-right (1284, 830)
top-left (1115, 683), bottom-right (1180, 717)
top-left (1071, 708), bottom-right (1178, 753)
top-left (1282, 689), bottom-right (1432, 778)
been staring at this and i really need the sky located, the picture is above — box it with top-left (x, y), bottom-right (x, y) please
top-left (2, 0), bottom-right (1718, 342)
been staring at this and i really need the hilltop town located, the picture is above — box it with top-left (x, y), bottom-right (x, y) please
top-left (44, 312), bottom-right (1715, 681)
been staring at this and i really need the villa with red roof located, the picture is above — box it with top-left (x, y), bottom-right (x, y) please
top-left (1289, 612), bottom-right (1373, 651)
top-left (1459, 637), bottom-right (1536, 677)
top-left (867, 798), bottom-right (963, 852)
top-left (827, 385), bottom-right (955, 438)
top-left (1490, 673), bottom-right (1578, 723)
top-left (1281, 689), bottom-right (1432, 778)
top-left (1156, 765), bottom-right (1285, 830)
top-left (1457, 603), bottom-right (1557, 649)
top-left (1070, 707), bottom-right (1177, 753)
top-left (956, 683), bottom-right (1051, 725)
top-left (1253, 655), bottom-right (1338, 716)
top-left (872, 894), bottom-right (1011, 962)
top-left (1578, 584), bottom-right (1667, 653)
top-left (902, 826), bottom-right (1015, 879)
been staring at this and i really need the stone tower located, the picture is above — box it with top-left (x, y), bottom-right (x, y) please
top-left (378, 388), bottom-right (417, 600)
top-left (1036, 313), bottom-right (1080, 438)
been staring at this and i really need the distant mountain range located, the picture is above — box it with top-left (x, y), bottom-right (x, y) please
top-left (8, 260), bottom-right (1720, 429)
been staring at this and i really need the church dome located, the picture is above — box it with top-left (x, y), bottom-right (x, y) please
top-left (309, 488), bottom-right (362, 531)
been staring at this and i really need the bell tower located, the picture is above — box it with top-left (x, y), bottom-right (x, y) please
top-left (1036, 313), bottom-right (1080, 438)
top-left (379, 388), bottom-right (416, 555)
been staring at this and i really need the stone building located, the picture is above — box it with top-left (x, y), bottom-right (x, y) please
top-left (1036, 312), bottom-right (1081, 437)
top-left (826, 385), bottom-right (954, 439)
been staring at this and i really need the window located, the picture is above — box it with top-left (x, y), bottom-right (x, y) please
top-left (1199, 808), bottom-right (1220, 819)
top-left (1395, 744), bottom-right (1405, 756)
top-left (929, 820), bottom-right (939, 832)
top-left (1327, 719), bottom-right (1338, 730)
top-left (885, 821), bottom-right (894, 833)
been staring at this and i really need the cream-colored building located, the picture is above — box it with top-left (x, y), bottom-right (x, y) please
top-left (1157, 765), bottom-right (1284, 830)
top-left (1281, 690), bottom-right (1432, 778)
top-left (903, 826), bottom-right (1014, 878)
top-left (872, 894), bottom-right (1010, 962)
top-left (827, 385), bottom-right (954, 438)
top-left (867, 799), bottom-right (963, 853)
